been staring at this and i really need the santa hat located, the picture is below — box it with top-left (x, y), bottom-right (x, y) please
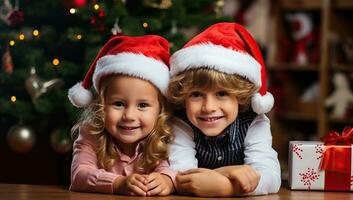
top-left (170, 22), bottom-right (274, 114)
top-left (68, 35), bottom-right (170, 108)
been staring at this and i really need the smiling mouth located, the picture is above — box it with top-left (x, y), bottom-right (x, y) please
top-left (119, 126), bottom-right (139, 130)
top-left (199, 116), bottom-right (223, 122)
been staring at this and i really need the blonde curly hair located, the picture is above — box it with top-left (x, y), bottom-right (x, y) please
top-left (167, 67), bottom-right (257, 112)
top-left (72, 75), bottom-right (173, 173)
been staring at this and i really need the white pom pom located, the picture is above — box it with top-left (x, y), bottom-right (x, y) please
top-left (251, 92), bottom-right (274, 114)
top-left (68, 82), bottom-right (93, 108)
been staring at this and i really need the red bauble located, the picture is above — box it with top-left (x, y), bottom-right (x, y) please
top-left (64, 0), bottom-right (87, 10)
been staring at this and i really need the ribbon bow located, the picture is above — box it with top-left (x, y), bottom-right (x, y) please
top-left (321, 126), bottom-right (353, 145)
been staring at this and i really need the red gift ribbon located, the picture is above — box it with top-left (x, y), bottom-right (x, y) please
top-left (321, 126), bottom-right (353, 145)
top-left (319, 126), bottom-right (352, 191)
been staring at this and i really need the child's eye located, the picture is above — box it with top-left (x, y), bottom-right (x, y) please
top-left (217, 90), bottom-right (229, 97)
top-left (189, 91), bottom-right (202, 98)
top-left (138, 102), bottom-right (150, 109)
top-left (113, 101), bottom-right (124, 107)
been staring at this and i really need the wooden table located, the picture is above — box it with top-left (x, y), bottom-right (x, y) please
top-left (0, 183), bottom-right (352, 200)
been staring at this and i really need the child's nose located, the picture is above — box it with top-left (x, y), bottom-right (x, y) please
top-left (201, 96), bottom-right (217, 113)
top-left (122, 107), bottom-right (136, 121)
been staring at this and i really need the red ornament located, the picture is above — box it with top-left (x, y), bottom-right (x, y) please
top-left (98, 9), bottom-right (105, 18)
top-left (73, 0), bottom-right (87, 7)
top-left (8, 10), bottom-right (24, 26)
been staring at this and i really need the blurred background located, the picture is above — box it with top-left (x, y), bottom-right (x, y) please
top-left (0, 0), bottom-right (352, 186)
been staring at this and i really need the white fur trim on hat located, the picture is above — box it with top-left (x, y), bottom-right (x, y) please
top-left (68, 82), bottom-right (93, 108)
top-left (251, 92), bottom-right (274, 114)
top-left (93, 53), bottom-right (170, 95)
top-left (170, 43), bottom-right (262, 87)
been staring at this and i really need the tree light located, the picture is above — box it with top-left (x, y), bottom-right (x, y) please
top-left (93, 4), bottom-right (100, 10)
top-left (143, 22), bottom-right (148, 28)
top-left (19, 33), bottom-right (25, 40)
top-left (76, 34), bottom-right (82, 40)
top-left (53, 58), bottom-right (60, 66)
top-left (9, 40), bottom-right (15, 46)
top-left (70, 8), bottom-right (76, 14)
top-left (10, 96), bottom-right (16, 103)
top-left (33, 30), bottom-right (39, 37)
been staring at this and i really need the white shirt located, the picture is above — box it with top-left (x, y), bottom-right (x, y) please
top-left (169, 114), bottom-right (281, 195)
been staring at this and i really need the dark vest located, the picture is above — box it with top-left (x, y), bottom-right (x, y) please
top-left (188, 110), bottom-right (257, 169)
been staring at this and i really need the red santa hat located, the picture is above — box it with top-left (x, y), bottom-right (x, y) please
top-left (68, 35), bottom-right (170, 108)
top-left (170, 22), bottom-right (274, 114)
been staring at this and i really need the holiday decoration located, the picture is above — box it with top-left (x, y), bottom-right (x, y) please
top-left (169, 20), bottom-right (177, 36)
top-left (289, 127), bottom-right (353, 191)
top-left (111, 18), bottom-right (122, 35)
top-left (342, 36), bottom-right (353, 64)
top-left (25, 67), bottom-right (64, 101)
top-left (7, 124), bottom-right (36, 153)
top-left (214, 0), bottom-right (225, 18)
top-left (143, 0), bottom-right (172, 9)
top-left (325, 72), bottom-right (353, 119)
top-left (300, 82), bottom-right (319, 103)
top-left (2, 48), bottom-right (13, 74)
top-left (286, 12), bottom-right (319, 65)
top-left (50, 129), bottom-right (72, 154)
top-left (0, 0), bottom-right (23, 26)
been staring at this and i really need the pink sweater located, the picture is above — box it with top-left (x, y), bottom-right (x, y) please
top-left (70, 129), bottom-right (176, 194)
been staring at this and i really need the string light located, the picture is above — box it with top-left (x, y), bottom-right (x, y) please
top-left (9, 40), bottom-right (15, 46)
top-left (52, 58), bottom-right (60, 66)
top-left (18, 33), bottom-right (25, 40)
top-left (142, 22), bottom-right (148, 28)
top-left (93, 4), bottom-right (100, 10)
top-left (33, 29), bottom-right (39, 37)
top-left (10, 96), bottom-right (16, 103)
top-left (76, 34), bottom-right (82, 40)
top-left (70, 8), bottom-right (76, 14)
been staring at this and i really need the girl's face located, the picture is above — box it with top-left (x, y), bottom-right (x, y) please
top-left (104, 76), bottom-right (160, 152)
top-left (185, 87), bottom-right (239, 137)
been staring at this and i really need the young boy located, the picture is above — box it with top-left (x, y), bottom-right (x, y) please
top-left (168, 22), bottom-right (281, 197)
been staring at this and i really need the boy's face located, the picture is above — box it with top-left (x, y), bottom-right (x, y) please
top-left (185, 87), bottom-right (239, 137)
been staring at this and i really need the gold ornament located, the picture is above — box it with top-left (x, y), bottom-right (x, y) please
top-left (143, 0), bottom-right (172, 9)
top-left (214, 0), bottom-right (225, 18)
top-left (50, 129), bottom-right (72, 154)
top-left (25, 67), bottom-right (63, 101)
top-left (7, 124), bottom-right (36, 153)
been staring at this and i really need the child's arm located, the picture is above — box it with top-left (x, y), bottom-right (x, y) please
top-left (241, 114), bottom-right (281, 195)
top-left (176, 168), bottom-right (235, 197)
top-left (70, 128), bottom-right (120, 194)
top-left (214, 165), bottom-right (260, 194)
top-left (169, 118), bottom-right (198, 171)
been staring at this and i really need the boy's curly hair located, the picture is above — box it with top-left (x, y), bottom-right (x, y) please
top-left (72, 75), bottom-right (173, 173)
top-left (167, 67), bottom-right (257, 111)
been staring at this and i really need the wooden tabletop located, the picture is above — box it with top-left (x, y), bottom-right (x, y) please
top-left (0, 183), bottom-right (352, 200)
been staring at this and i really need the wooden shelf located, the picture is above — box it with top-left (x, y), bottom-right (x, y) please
top-left (330, 64), bottom-right (353, 71)
top-left (281, 0), bottom-right (322, 10)
top-left (268, 63), bottom-right (320, 71)
top-left (334, 0), bottom-right (353, 9)
top-left (328, 117), bottom-right (353, 124)
top-left (276, 112), bottom-right (317, 122)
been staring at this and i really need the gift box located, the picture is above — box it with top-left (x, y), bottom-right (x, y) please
top-left (289, 127), bottom-right (353, 191)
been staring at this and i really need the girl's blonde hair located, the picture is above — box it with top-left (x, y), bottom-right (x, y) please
top-left (167, 67), bottom-right (257, 111)
top-left (72, 75), bottom-right (173, 173)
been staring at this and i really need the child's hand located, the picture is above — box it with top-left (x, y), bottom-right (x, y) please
top-left (113, 174), bottom-right (148, 196)
top-left (215, 165), bottom-right (260, 194)
top-left (176, 168), bottom-right (234, 197)
top-left (145, 172), bottom-right (174, 196)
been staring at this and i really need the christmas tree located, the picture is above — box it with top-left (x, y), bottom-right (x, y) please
top-left (0, 0), bottom-right (231, 184)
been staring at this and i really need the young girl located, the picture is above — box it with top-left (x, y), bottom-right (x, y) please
top-left (67, 35), bottom-right (175, 196)
top-left (167, 23), bottom-right (281, 197)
